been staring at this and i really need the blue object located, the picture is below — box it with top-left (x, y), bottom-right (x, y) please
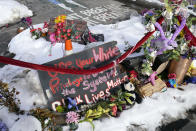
top-left (168, 79), bottom-right (177, 88)
top-left (67, 97), bottom-right (78, 110)
top-left (48, 0), bottom-right (60, 4)
top-left (0, 121), bottom-right (8, 131)
top-left (186, 77), bottom-right (196, 84)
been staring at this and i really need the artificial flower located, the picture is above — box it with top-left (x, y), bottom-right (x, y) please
top-left (67, 97), bottom-right (78, 110)
top-left (55, 15), bottom-right (66, 24)
top-left (110, 97), bottom-right (116, 102)
top-left (162, 10), bottom-right (173, 20)
top-left (129, 70), bottom-right (138, 78)
top-left (168, 73), bottom-right (176, 79)
top-left (66, 111), bottom-right (80, 124)
top-left (111, 105), bottom-right (117, 116)
top-left (146, 22), bottom-right (155, 32)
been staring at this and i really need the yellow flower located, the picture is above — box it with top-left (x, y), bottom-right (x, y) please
top-left (55, 15), bottom-right (66, 23)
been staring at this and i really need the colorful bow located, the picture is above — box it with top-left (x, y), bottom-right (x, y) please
top-left (168, 73), bottom-right (177, 88)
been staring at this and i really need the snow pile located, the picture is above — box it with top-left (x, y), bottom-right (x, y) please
top-left (0, 0), bottom-right (33, 27)
top-left (0, 15), bottom-right (196, 131)
top-left (144, 0), bottom-right (163, 5)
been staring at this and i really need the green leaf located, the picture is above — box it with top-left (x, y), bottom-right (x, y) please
top-left (125, 93), bottom-right (134, 97)
top-left (56, 106), bottom-right (64, 113)
top-left (109, 103), bottom-right (116, 107)
top-left (125, 97), bottom-right (133, 105)
top-left (119, 101), bottom-right (126, 105)
top-left (118, 105), bottom-right (122, 112)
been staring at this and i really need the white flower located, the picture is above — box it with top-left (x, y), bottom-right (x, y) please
top-left (43, 28), bottom-right (48, 33)
top-left (32, 35), bottom-right (37, 40)
top-left (44, 118), bottom-right (50, 124)
top-left (162, 11), bottom-right (173, 20)
top-left (150, 51), bottom-right (157, 58)
top-left (19, 27), bottom-right (24, 30)
top-left (180, 43), bottom-right (188, 54)
top-left (146, 23), bottom-right (155, 32)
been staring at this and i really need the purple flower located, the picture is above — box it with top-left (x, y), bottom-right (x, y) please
top-left (67, 97), bottom-right (78, 110)
top-left (0, 95), bottom-right (2, 99)
top-left (141, 9), bottom-right (148, 16)
top-left (147, 10), bottom-right (155, 16)
top-left (142, 9), bottom-right (155, 16)
top-left (66, 111), bottom-right (80, 124)
top-left (25, 17), bottom-right (32, 26)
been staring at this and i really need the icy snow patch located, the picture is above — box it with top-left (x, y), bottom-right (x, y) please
top-left (0, 0), bottom-right (33, 27)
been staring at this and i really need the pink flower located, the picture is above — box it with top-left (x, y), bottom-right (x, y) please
top-left (75, 35), bottom-right (80, 39)
top-left (63, 29), bottom-right (66, 32)
top-left (64, 35), bottom-right (67, 40)
top-left (57, 37), bottom-right (61, 41)
top-left (49, 33), bottom-right (56, 43)
top-left (66, 111), bottom-right (80, 124)
top-left (67, 33), bottom-right (71, 36)
top-left (57, 23), bottom-right (61, 27)
top-left (67, 29), bottom-right (72, 33)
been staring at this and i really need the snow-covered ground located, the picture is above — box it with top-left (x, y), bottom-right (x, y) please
top-left (0, 0), bottom-right (33, 27)
top-left (0, 15), bottom-right (196, 131)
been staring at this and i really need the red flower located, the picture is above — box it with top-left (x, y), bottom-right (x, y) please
top-left (43, 22), bottom-right (48, 28)
top-left (111, 105), bottom-right (117, 116)
top-left (129, 70), bottom-right (138, 78)
top-left (75, 35), bottom-right (80, 39)
top-left (110, 97), bottom-right (115, 102)
top-left (38, 28), bottom-right (42, 31)
top-left (168, 73), bottom-right (176, 79)
top-left (30, 29), bottom-right (37, 33)
top-left (67, 33), bottom-right (71, 36)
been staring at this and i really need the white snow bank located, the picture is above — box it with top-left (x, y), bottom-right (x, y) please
top-left (0, 0), bottom-right (33, 27)
top-left (144, 0), bottom-right (163, 5)
top-left (0, 108), bottom-right (41, 131)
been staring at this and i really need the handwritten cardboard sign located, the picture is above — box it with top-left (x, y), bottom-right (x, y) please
top-left (38, 41), bottom-right (128, 111)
